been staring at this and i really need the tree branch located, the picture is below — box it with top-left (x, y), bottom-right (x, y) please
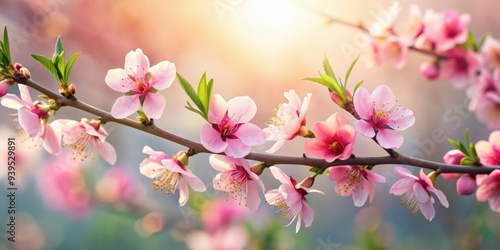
top-left (18, 77), bottom-right (500, 175)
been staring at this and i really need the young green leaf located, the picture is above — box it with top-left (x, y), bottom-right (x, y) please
top-left (344, 55), bottom-right (360, 86)
top-left (323, 54), bottom-right (337, 80)
top-left (31, 54), bottom-right (61, 82)
top-left (206, 78), bottom-right (214, 115)
top-left (57, 51), bottom-right (66, 79)
top-left (353, 80), bottom-right (364, 95)
top-left (197, 72), bottom-right (209, 116)
top-left (177, 73), bottom-right (204, 116)
top-left (55, 36), bottom-right (64, 55)
top-left (3, 26), bottom-right (11, 64)
top-left (63, 52), bottom-right (81, 84)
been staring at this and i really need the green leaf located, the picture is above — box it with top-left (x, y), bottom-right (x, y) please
top-left (177, 73), bottom-right (204, 114)
top-left (3, 26), bottom-right (11, 64)
top-left (477, 34), bottom-right (489, 50)
top-left (344, 55), bottom-right (360, 86)
top-left (55, 36), bottom-right (64, 55)
top-left (465, 31), bottom-right (475, 50)
top-left (206, 78), bottom-right (214, 114)
top-left (63, 52), bottom-right (80, 83)
top-left (185, 102), bottom-right (205, 117)
top-left (197, 72), bottom-right (209, 116)
top-left (57, 51), bottom-right (65, 79)
top-left (31, 54), bottom-right (61, 82)
top-left (353, 80), bottom-right (364, 95)
top-left (323, 54), bottom-right (337, 80)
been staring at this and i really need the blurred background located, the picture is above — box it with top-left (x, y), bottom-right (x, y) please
top-left (1, 0), bottom-right (500, 249)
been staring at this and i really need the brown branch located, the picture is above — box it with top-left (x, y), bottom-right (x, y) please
top-left (18, 78), bottom-right (500, 175)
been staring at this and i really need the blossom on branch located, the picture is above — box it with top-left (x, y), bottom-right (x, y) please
top-left (1, 85), bottom-right (61, 154)
top-left (423, 9), bottom-right (470, 52)
top-left (475, 130), bottom-right (500, 166)
top-left (265, 167), bottom-right (323, 233)
top-left (304, 113), bottom-right (356, 162)
top-left (264, 89), bottom-right (311, 153)
top-left (105, 48), bottom-right (176, 119)
top-left (55, 118), bottom-right (117, 165)
top-left (469, 71), bottom-right (500, 130)
top-left (139, 146), bottom-right (206, 206)
top-left (209, 155), bottom-right (265, 211)
top-left (353, 85), bottom-right (415, 149)
top-left (328, 165), bottom-right (386, 207)
top-left (0, 80), bottom-right (14, 97)
top-left (201, 94), bottom-right (266, 158)
top-left (390, 167), bottom-right (449, 221)
top-left (476, 170), bottom-right (500, 212)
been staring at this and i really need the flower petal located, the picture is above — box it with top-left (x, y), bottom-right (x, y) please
top-left (224, 138), bottom-right (251, 158)
top-left (353, 87), bottom-right (372, 120)
top-left (301, 201), bottom-right (314, 228)
top-left (269, 167), bottom-right (292, 185)
top-left (19, 85), bottom-right (33, 104)
top-left (110, 95), bottom-right (141, 119)
top-left (124, 48), bottom-right (150, 79)
top-left (413, 182), bottom-right (430, 203)
top-left (372, 85), bottom-right (396, 112)
top-left (207, 94), bottom-right (228, 124)
top-left (355, 120), bottom-right (376, 138)
top-left (42, 124), bottom-right (61, 155)
top-left (352, 184), bottom-right (369, 207)
top-left (390, 178), bottom-right (415, 195)
top-left (420, 200), bottom-right (435, 221)
top-left (388, 107), bottom-right (415, 131)
top-left (209, 154), bottom-right (236, 172)
top-left (376, 128), bottom-right (404, 149)
top-left (142, 93), bottom-right (166, 119)
top-left (200, 125), bottom-right (227, 153)
top-left (18, 107), bottom-right (41, 137)
top-left (105, 68), bottom-right (132, 92)
top-left (178, 179), bottom-right (189, 206)
top-left (233, 123), bottom-right (266, 146)
top-left (139, 159), bottom-right (165, 178)
top-left (227, 96), bottom-right (257, 123)
top-left (149, 61), bottom-right (176, 89)
top-left (95, 141), bottom-right (117, 165)
top-left (245, 183), bottom-right (261, 211)
top-left (184, 174), bottom-right (207, 192)
top-left (1, 94), bottom-right (25, 109)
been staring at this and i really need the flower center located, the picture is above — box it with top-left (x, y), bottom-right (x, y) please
top-left (134, 80), bottom-right (150, 95)
top-left (64, 132), bottom-right (95, 161)
top-left (216, 166), bottom-right (249, 205)
top-left (339, 168), bottom-right (363, 194)
top-left (371, 109), bottom-right (390, 128)
top-left (214, 112), bottom-right (241, 141)
top-left (268, 194), bottom-right (295, 220)
top-left (152, 169), bottom-right (181, 194)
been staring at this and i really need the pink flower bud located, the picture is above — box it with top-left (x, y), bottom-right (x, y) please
top-left (420, 61), bottom-right (440, 80)
top-left (330, 90), bottom-right (352, 108)
top-left (456, 174), bottom-right (476, 195)
top-left (250, 163), bottom-right (265, 176)
top-left (14, 62), bottom-right (23, 71)
top-left (298, 176), bottom-right (315, 188)
top-left (69, 83), bottom-right (76, 95)
top-left (0, 80), bottom-right (13, 97)
top-left (443, 149), bottom-right (465, 165)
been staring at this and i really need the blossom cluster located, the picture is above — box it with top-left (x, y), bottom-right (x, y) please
top-left (368, 6), bottom-right (500, 130)
top-left (1, 26), bottom-right (500, 235)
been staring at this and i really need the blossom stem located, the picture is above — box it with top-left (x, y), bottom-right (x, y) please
top-left (19, 77), bottom-right (500, 175)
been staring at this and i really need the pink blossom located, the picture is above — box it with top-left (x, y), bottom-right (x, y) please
top-left (200, 94), bottom-right (266, 158)
top-left (423, 9), bottom-right (470, 52)
top-left (394, 4), bottom-right (424, 42)
top-left (440, 47), bottom-right (481, 89)
top-left (201, 199), bottom-right (251, 232)
top-left (390, 167), bottom-right (449, 221)
top-left (209, 155), bottom-right (265, 211)
top-left (139, 146), bottom-right (206, 206)
top-left (481, 36), bottom-right (500, 69)
top-left (1, 85), bottom-right (61, 154)
top-left (476, 170), bottom-right (500, 212)
top-left (56, 118), bottom-right (117, 165)
top-left (377, 36), bottom-right (410, 69)
top-left (420, 61), bottom-right (440, 80)
top-left (329, 165), bottom-right (386, 207)
top-left (186, 225), bottom-right (249, 250)
top-left (264, 89), bottom-right (311, 153)
top-left (468, 70), bottom-right (500, 130)
top-left (456, 174), bottom-right (476, 196)
top-left (38, 153), bottom-right (90, 218)
top-left (441, 149), bottom-right (465, 180)
top-left (0, 80), bottom-right (14, 97)
top-left (475, 130), bottom-right (500, 166)
top-left (95, 165), bottom-right (144, 204)
top-left (265, 167), bottom-right (323, 233)
top-left (353, 85), bottom-right (415, 149)
top-left (304, 113), bottom-right (356, 162)
top-left (105, 48), bottom-right (176, 119)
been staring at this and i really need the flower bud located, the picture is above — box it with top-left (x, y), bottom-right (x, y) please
top-left (69, 83), bottom-right (76, 95)
top-left (20, 67), bottom-right (31, 79)
top-left (420, 61), bottom-right (439, 80)
top-left (250, 162), bottom-right (266, 176)
top-left (443, 149), bottom-right (465, 165)
top-left (14, 63), bottom-right (23, 71)
top-left (0, 80), bottom-right (14, 97)
top-left (330, 90), bottom-right (353, 109)
top-left (456, 174), bottom-right (476, 195)
top-left (298, 176), bottom-right (315, 188)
